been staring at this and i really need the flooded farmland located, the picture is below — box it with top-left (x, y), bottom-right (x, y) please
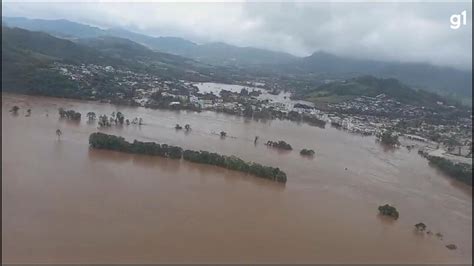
top-left (2, 93), bottom-right (472, 264)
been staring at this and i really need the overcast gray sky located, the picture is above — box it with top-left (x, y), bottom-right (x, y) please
top-left (2, 0), bottom-right (472, 70)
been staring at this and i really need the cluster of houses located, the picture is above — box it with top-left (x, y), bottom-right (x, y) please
top-left (54, 62), bottom-right (471, 161)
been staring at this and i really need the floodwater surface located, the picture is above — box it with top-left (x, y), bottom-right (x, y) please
top-left (2, 93), bottom-right (472, 264)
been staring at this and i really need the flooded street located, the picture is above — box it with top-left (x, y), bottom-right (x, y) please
top-left (194, 82), bottom-right (315, 108)
top-left (2, 93), bottom-right (472, 264)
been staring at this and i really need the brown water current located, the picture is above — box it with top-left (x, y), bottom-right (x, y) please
top-left (2, 93), bottom-right (472, 263)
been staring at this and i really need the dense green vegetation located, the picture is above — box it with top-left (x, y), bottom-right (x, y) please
top-left (378, 204), bottom-right (399, 219)
top-left (426, 156), bottom-right (472, 186)
top-left (183, 150), bottom-right (287, 183)
top-left (304, 76), bottom-right (454, 107)
top-left (89, 132), bottom-right (287, 183)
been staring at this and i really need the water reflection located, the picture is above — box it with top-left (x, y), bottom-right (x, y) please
top-left (58, 117), bottom-right (81, 126)
top-left (87, 148), bottom-right (131, 164)
top-left (87, 148), bottom-right (286, 190)
top-left (131, 154), bottom-right (181, 173)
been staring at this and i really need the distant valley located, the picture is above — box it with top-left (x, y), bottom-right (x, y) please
top-left (3, 16), bottom-right (472, 104)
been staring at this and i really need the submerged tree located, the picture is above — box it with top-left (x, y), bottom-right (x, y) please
top-left (87, 112), bottom-right (96, 121)
top-left (378, 204), bottom-right (399, 219)
top-left (56, 129), bottom-right (62, 140)
top-left (414, 222), bottom-right (427, 232)
top-left (116, 112), bottom-right (125, 125)
top-left (98, 115), bottom-right (111, 127)
top-left (377, 130), bottom-right (400, 146)
top-left (300, 149), bottom-right (315, 156)
top-left (58, 107), bottom-right (67, 118)
top-left (9, 105), bottom-right (20, 114)
top-left (446, 244), bottom-right (457, 250)
top-left (58, 108), bottom-right (81, 121)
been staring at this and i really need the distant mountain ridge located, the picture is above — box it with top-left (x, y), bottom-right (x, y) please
top-left (2, 17), bottom-right (297, 66)
top-left (2, 16), bottom-right (472, 101)
top-left (1, 26), bottom-right (229, 97)
top-left (281, 51), bottom-right (472, 99)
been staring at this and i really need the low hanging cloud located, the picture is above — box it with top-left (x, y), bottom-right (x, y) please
top-left (2, 1), bottom-right (472, 70)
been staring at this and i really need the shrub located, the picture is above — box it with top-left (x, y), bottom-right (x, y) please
top-left (300, 149), bottom-right (315, 156)
top-left (378, 204), bottom-right (399, 219)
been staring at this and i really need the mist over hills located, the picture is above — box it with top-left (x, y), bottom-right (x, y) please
top-left (303, 75), bottom-right (447, 107)
top-left (280, 52), bottom-right (472, 99)
top-left (1, 26), bottom-right (241, 96)
top-left (2, 16), bottom-right (472, 101)
top-left (2, 17), bottom-right (297, 66)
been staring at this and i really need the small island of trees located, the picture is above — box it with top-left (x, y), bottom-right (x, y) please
top-left (89, 132), bottom-right (287, 183)
top-left (377, 130), bottom-right (400, 146)
top-left (414, 222), bottom-right (427, 232)
top-left (58, 108), bottom-right (81, 121)
top-left (378, 204), bottom-right (399, 219)
top-left (300, 149), bottom-right (315, 156)
top-left (265, 140), bottom-right (292, 150)
top-left (9, 105), bottom-right (20, 114)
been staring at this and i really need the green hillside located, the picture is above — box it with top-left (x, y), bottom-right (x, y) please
top-left (305, 76), bottom-right (453, 107)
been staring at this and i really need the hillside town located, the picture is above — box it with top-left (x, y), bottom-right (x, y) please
top-left (53, 62), bottom-right (472, 168)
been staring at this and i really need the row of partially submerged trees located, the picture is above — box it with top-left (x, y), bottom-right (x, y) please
top-left (56, 108), bottom-right (314, 157)
top-left (265, 140), bottom-right (316, 157)
top-left (418, 150), bottom-right (472, 186)
top-left (378, 204), bottom-right (457, 250)
top-left (58, 108), bottom-right (144, 127)
top-left (89, 132), bottom-right (288, 183)
top-left (16, 105), bottom-right (315, 162)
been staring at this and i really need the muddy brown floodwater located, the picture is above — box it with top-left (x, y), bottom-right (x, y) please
top-left (2, 93), bottom-right (472, 264)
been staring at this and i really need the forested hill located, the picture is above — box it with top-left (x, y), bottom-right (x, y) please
top-left (1, 27), bottom-right (233, 97)
top-left (276, 52), bottom-right (472, 100)
top-left (3, 16), bottom-right (471, 102)
top-left (303, 76), bottom-right (456, 107)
